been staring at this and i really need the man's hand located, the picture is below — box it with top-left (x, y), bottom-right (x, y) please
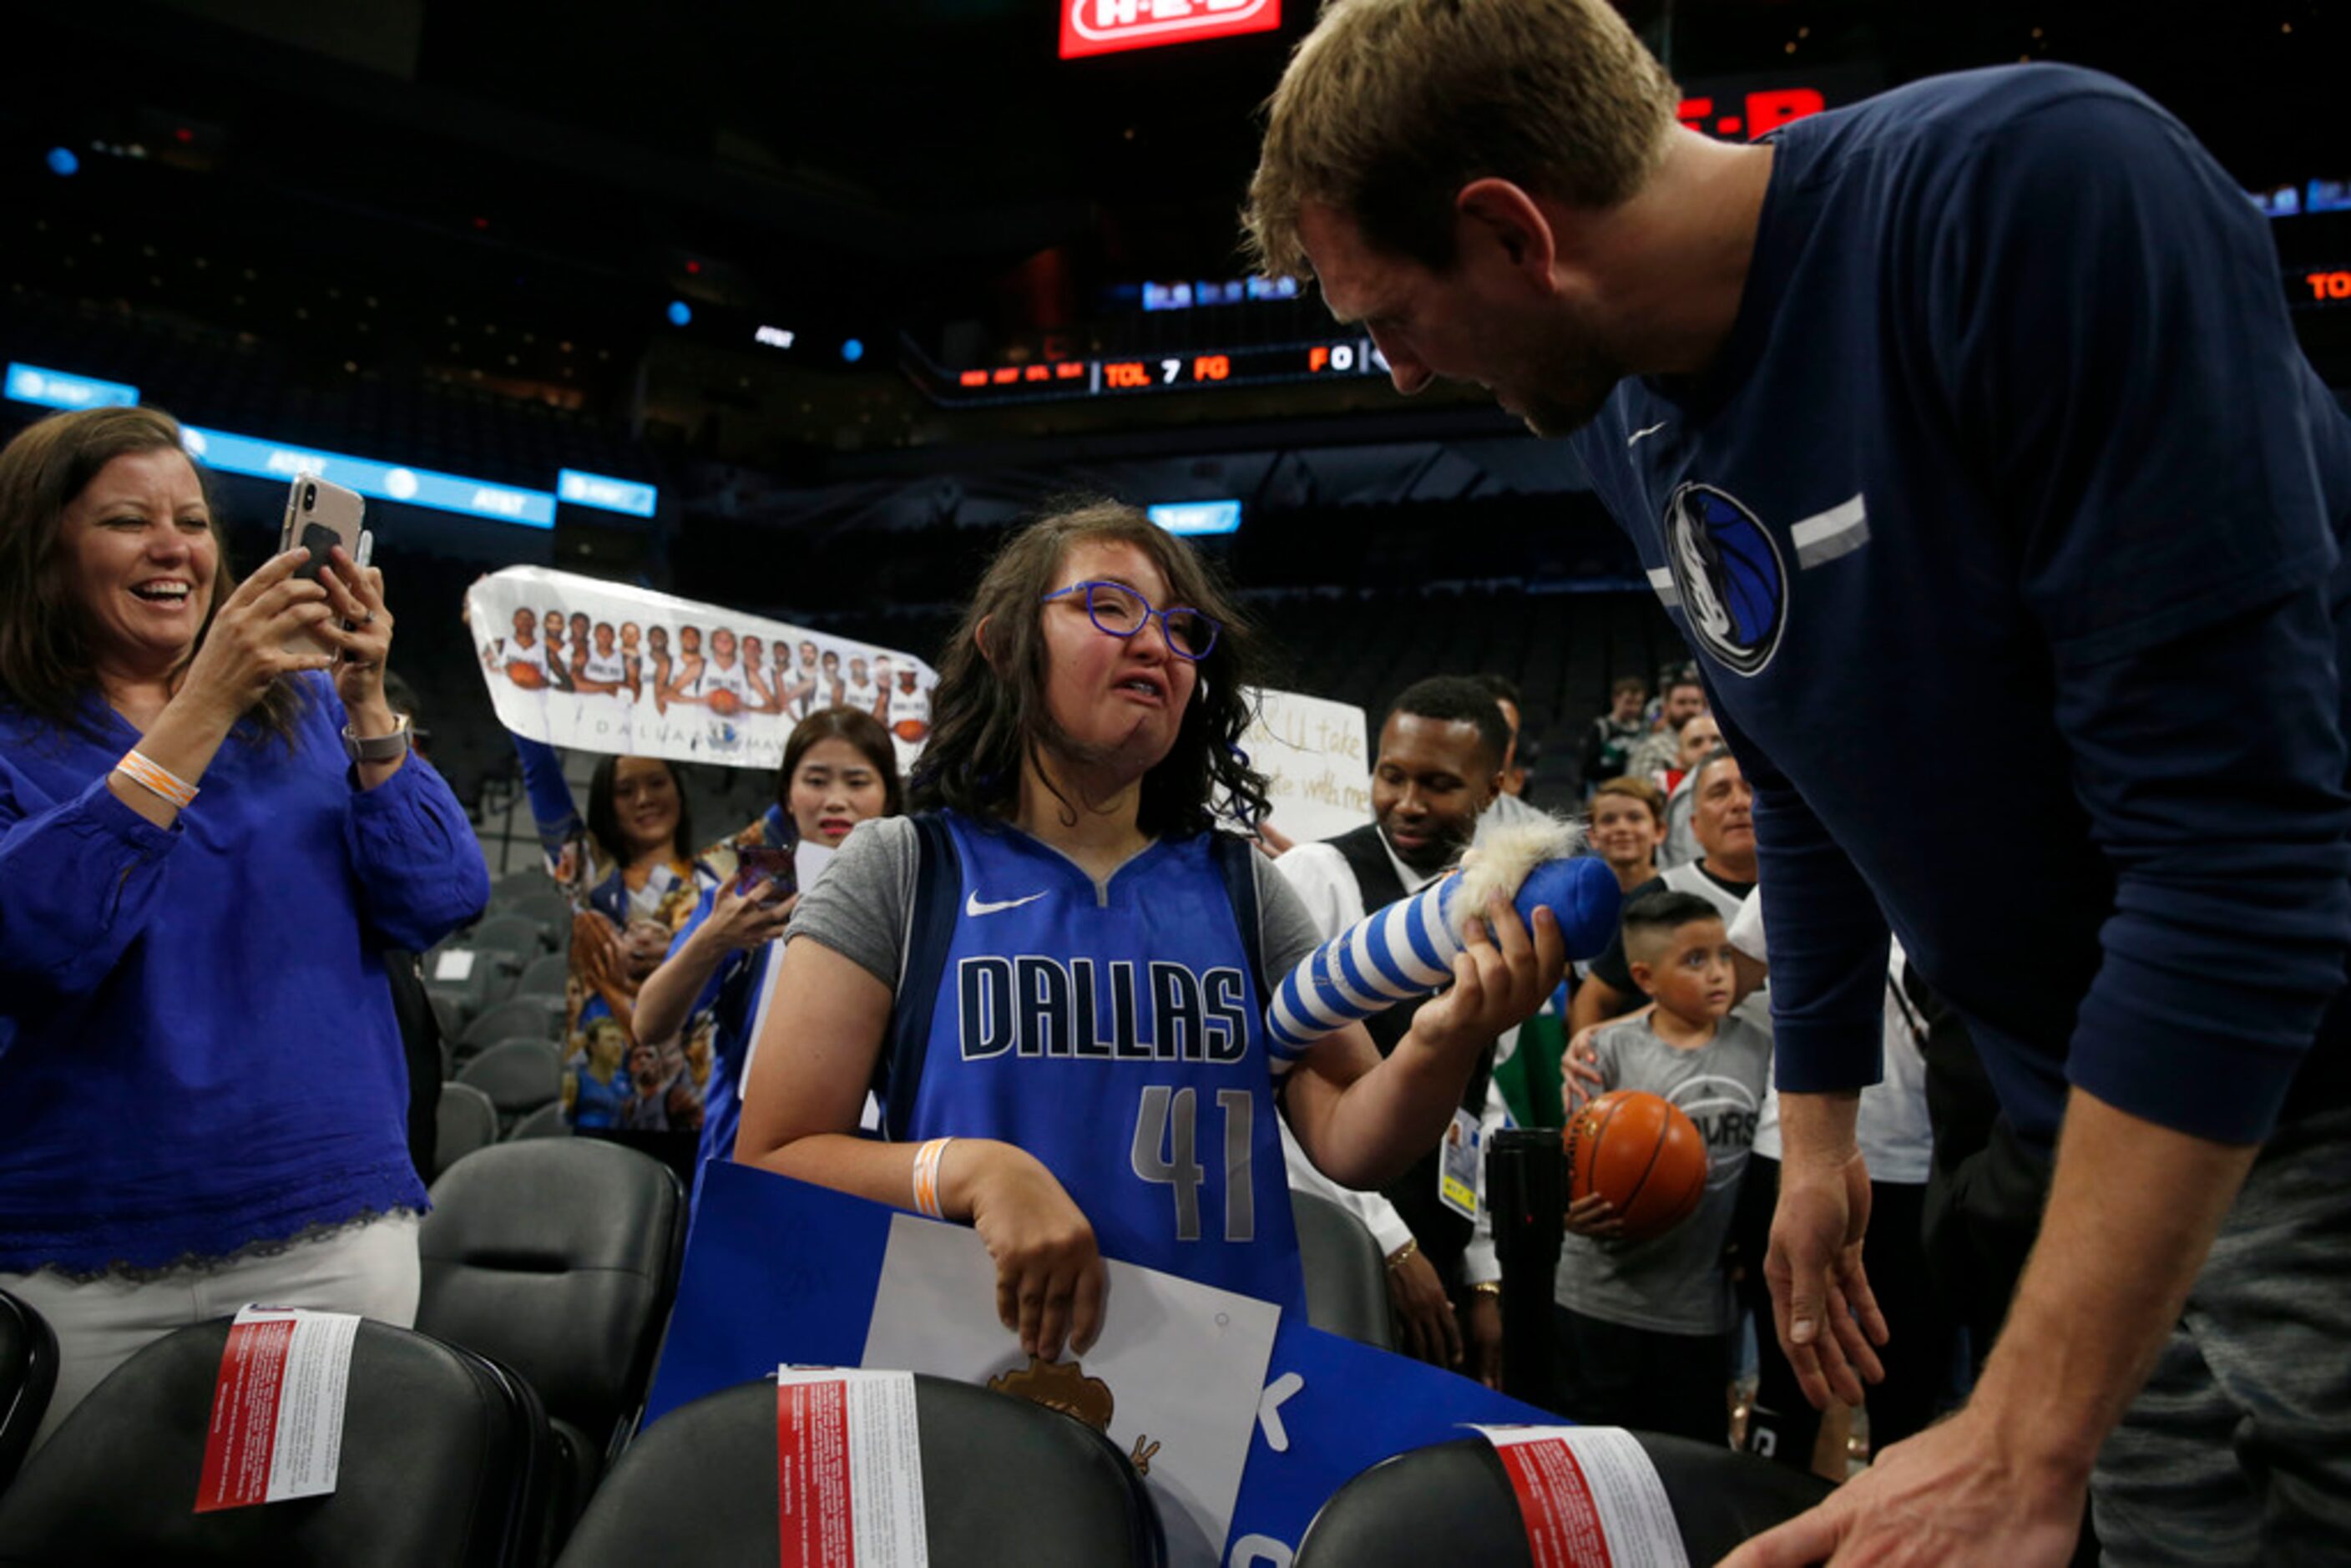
top-left (1764, 1149), bottom-right (1888, 1409)
top-left (1718, 1404), bottom-right (2087, 1567)
top-left (1385, 1244), bottom-right (1461, 1368)
top-left (1460, 1290), bottom-right (1504, 1388)
top-left (1560, 1004), bottom-right (1651, 1115)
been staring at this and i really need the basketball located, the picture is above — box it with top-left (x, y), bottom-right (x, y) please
top-left (504, 660), bottom-right (547, 690)
top-left (893, 718), bottom-right (927, 741)
top-left (1563, 1089), bottom-right (1708, 1243)
top-left (709, 688), bottom-right (742, 716)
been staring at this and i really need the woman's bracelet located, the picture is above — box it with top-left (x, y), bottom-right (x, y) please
top-left (115, 749), bottom-right (199, 810)
top-left (1468, 1280), bottom-right (1504, 1298)
top-left (1384, 1237), bottom-right (1420, 1272)
top-left (911, 1137), bottom-right (955, 1219)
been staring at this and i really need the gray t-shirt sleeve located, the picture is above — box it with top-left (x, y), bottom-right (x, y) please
top-left (786, 814), bottom-right (918, 987)
top-left (1251, 849), bottom-right (1324, 984)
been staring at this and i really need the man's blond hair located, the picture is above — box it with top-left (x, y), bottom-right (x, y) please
top-left (1245, 0), bottom-right (1680, 280)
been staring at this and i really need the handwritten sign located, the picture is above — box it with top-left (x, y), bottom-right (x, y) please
top-left (1241, 688), bottom-right (1373, 843)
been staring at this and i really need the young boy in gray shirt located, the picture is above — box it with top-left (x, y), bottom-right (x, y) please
top-left (1555, 889), bottom-right (1771, 1444)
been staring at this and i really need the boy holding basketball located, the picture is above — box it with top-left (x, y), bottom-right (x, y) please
top-left (1553, 889), bottom-right (1770, 1443)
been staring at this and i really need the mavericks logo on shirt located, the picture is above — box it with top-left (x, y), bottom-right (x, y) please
top-left (1662, 482), bottom-right (1787, 676)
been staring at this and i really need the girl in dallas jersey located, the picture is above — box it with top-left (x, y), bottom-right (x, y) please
top-left (736, 501), bottom-right (1565, 1356)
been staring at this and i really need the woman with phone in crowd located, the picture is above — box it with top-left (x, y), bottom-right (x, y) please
top-left (0, 406), bottom-right (486, 1444)
top-left (633, 706), bottom-right (903, 1205)
top-left (735, 501), bottom-right (1565, 1363)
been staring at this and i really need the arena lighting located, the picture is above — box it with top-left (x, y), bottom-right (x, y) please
top-left (1147, 499), bottom-right (1242, 536)
top-left (1142, 276), bottom-right (1301, 312)
top-left (557, 468), bottom-right (660, 518)
top-left (1676, 87), bottom-right (1826, 140)
top-left (180, 426), bottom-right (556, 528)
top-left (44, 147), bottom-right (78, 177)
top-left (1059, 0), bottom-right (1279, 59)
top-left (841, 338), bottom-right (865, 363)
top-left (753, 325), bottom-right (796, 350)
top-left (666, 301), bottom-right (693, 327)
top-left (6, 362), bottom-right (138, 410)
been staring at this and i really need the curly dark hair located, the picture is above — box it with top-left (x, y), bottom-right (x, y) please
top-left (0, 405), bottom-right (303, 742)
top-left (909, 498), bottom-right (1271, 838)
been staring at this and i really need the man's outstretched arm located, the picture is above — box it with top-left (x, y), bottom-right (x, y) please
top-left (1727, 1086), bottom-right (2257, 1567)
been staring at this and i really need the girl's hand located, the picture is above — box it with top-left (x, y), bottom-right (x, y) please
top-left (1413, 898), bottom-right (1567, 1059)
top-left (700, 882), bottom-right (796, 955)
top-left (958, 1143), bottom-right (1107, 1363)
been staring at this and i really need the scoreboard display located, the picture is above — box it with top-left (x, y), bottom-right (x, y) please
top-left (911, 338), bottom-right (1388, 407)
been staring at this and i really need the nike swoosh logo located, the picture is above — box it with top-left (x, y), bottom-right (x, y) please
top-left (965, 890), bottom-right (1049, 916)
top-left (1627, 421), bottom-right (1670, 447)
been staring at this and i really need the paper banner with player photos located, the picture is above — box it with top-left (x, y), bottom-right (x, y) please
top-left (464, 566), bottom-right (938, 773)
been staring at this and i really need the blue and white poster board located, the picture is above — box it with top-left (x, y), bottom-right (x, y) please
top-left (654, 1162), bottom-right (1559, 1567)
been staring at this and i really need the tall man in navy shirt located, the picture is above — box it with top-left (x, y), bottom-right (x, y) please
top-left (1249, 3), bottom-right (2351, 1562)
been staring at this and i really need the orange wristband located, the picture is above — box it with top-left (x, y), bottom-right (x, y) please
top-left (911, 1137), bottom-right (954, 1219)
top-left (116, 749), bottom-right (198, 810)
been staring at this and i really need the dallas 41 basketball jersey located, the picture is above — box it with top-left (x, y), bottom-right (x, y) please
top-left (883, 812), bottom-right (1307, 1314)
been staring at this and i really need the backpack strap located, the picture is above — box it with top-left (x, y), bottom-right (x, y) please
top-left (874, 812), bottom-right (963, 1142)
top-left (1211, 831), bottom-right (1272, 1029)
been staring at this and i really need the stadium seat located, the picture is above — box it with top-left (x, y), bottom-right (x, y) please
top-left (1290, 1188), bottom-right (1398, 1351)
top-left (435, 1081), bottom-right (501, 1179)
top-left (498, 889), bottom-right (578, 938)
top-left (1292, 1431), bottom-right (1836, 1567)
top-left (554, 1373), bottom-right (1166, 1567)
top-left (457, 1040), bottom-right (564, 1133)
top-left (0, 1288), bottom-right (58, 1496)
top-left (418, 1141), bottom-right (686, 1547)
top-left (422, 943), bottom-right (502, 1027)
top-left (490, 868), bottom-right (551, 906)
top-left (506, 1101), bottom-right (571, 1141)
top-left (460, 995), bottom-right (566, 1058)
top-left (0, 1318), bottom-right (553, 1567)
top-left (427, 989), bottom-right (466, 1050)
top-left (513, 951), bottom-right (574, 1002)
top-left (470, 913), bottom-right (554, 972)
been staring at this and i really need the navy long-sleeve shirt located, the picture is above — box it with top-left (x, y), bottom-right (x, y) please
top-left (0, 674), bottom-right (488, 1272)
top-left (1569, 65), bottom-right (2351, 1151)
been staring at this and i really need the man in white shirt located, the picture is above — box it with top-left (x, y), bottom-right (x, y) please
top-left (1275, 675), bottom-right (1518, 1383)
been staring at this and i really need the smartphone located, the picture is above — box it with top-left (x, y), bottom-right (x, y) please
top-left (735, 842), bottom-right (797, 907)
top-left (276, 475), bottom-right (370, 654)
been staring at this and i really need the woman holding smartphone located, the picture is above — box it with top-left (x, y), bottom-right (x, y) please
top-left (633, 706), bottom-right (904, 1202)
top-left (735, 501), bottom-right (1565, 1362)
top-left (0, 406), bottom-right (487, 1445)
